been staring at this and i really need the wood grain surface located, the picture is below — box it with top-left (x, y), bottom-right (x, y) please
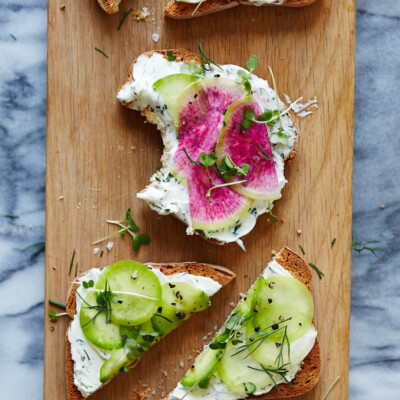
top-left (45, 1), bottom-right (356, 399)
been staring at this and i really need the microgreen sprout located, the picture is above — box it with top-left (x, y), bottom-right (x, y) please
top-left (257, 142), bottom-right (272, 161)
top-left (117, 8), bottom-right (133, 30)
top-left (82, 280), bottom-right (94, 289)
top-left (351, 232), bottom-right (386, 256)
top-left (236, 55), bottom-right (259, 94)
top-left (93, 209), bottom-right (150, 252)
top-left (191, 0), bottom-right (206, 16)
top-left (309, 263), bottom-right (324, 279)
top-left (166, 51), bottom-right (177, 62)
top-left (321, 376), bottom-right (341, 400)
top-left (206, 180), bottom-right (247, 200)
top-left (267, 202), bottom-right (278, 224)
top-left (198, 41), bottom-right (222, 72)
top-left (48, 309), bottom-right (68, 322)
top-left (219, 154), bottom-right (250, 179)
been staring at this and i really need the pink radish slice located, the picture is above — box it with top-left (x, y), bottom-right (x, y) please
top-left (216, 97), bottom-right (281, 201)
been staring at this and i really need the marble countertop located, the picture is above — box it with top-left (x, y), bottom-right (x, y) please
top-left (0, 0), bottom-right (398, 398)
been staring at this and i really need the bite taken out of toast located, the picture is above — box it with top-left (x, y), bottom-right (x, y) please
top-left (169, 246), bottom-right (321, 400)
top-left (96, 0), bottom-right (317, 16)
top-left (65, 261), bottom-right (235, 399)
top-left (117, 48), bottom-right (300, 249)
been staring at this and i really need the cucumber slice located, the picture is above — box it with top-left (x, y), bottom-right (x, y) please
top-left (80, 292), bottom-right (123, 350)
top-left (216, 329), bottom-right (275, 395)
top-left (153, 74), bottom-right (197, 125)
top-left (99, 348), bottom-right (129, 383)
top-left (152, 282), bottom-right (210, 336)
top-left (252, 276), bottom-right (314, 342)
top-left (96, 261), bottom-right (161, 326)
top-left (181, 346), bottom-right (222, 388)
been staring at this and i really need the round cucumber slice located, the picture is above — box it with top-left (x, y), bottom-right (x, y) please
top-left (181, 346), bottom-right (223, 388)
top-left (96, 261), bottom-right (161, 326)
top-left (99, 348), bottom-right (130, 383)
top-left (80, 292), bottom-right (123, 350)
top-left (152, 282), bottom-right (210, 336)
top-left (217, 329), bottom-right (275, 395)
top-left (251, 276), bottom-right (314, 342)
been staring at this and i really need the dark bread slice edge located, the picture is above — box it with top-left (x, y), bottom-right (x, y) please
top-left (65, 262), bottom-right (236, 399)
top-left (119, 50), bottom-right (299, 244)
top-left (163, 0), bottom-right (317, 19)
top-left (246, 246), bottom-right (321, 399)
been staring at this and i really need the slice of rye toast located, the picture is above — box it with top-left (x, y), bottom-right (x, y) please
top-left (169, 247), bottom-right (321, 400)
top-left (119, 49), bottom-right (299, 245)
top-left (164, 0), bottom-right (317, 19)
top-left (65, 261), bottom-right (236, 400)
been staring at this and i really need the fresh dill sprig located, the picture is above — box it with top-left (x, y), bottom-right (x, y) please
top-left (248, 363), bottom-right (292, 394)
top-left (77, 280), bottom-right (113, 327)
top-left (351, 232), bottom-right (386, 256)
top-left (95, 47), bottom-right (109, 58)
top-left (93, 208), bottom-right (150, 252)
top-left (117, 8), bottom-right (133, 30)
top-left (309, 263), bottom-right (324, 279)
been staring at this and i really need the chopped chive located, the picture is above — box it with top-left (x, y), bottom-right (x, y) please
top-left (299, 244), bottom-right (305, 255)
top-left (331, 237), bottom-right (336, 247)
top-left (49, 299), bottom-right (66, 309)
top-left (69, 249), bottom-right (76, 276)
top-left (75, 263), bottom-right (79, 278)
top-left (83, 349), bottom-right (90, 361)
top-left (100, 250), bottom-right (104, 257)
top-left (309, 263), bottom-right (324, 279)
top-left (95, 47), bottom-right (109, 58)
top-left (4, 214), bottom-right (19, 219)
top-left (118, 9), bottom-right (133, 30)
top-left (9, 33), bottom-right (17, 41)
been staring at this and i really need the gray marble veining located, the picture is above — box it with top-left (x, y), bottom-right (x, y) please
top-left (0, 0), bottom-right (398, 399)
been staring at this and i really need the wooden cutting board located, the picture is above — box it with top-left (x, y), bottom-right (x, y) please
top-left (45, 1), bottom-right (356, 399)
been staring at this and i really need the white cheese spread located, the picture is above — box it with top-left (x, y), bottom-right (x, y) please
top-left (168, 257), bottom-right (317, 400)
top-left (117, 53), bottom-right (298, 248)
top-left (68, 264), bottom-right (222, 397)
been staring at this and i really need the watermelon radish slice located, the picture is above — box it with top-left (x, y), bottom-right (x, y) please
top-left (215, 97), bottom-right (281, 201)
top-left (173, 78), bottom-right (252, 231)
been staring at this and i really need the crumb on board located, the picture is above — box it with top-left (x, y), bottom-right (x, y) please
top-left (271, 249), bottom-right (277, 256)
top-left (106, 241), bottom-right (114, 251)
top-left (297, 229), bottom-right (302, 235)
top-left (152, 33), bottom-right (159, 43)
top-left (60, 4), bottom-right (65, 10)
top-left (93, 247), bottom-right (100, 255)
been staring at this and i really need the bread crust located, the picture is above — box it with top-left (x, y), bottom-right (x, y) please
top-left (96, 0), bottom-right (121, 15)
top-left (163, 0), bottom-right (317, 19)
top-left (65, 261), bottom-right (236, 399)
top-left (119, 49), bottom-right (300, 245)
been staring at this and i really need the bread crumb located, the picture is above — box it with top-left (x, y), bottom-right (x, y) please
top-left (52, 265), bottom-right (57, 270)
top-left (380, 204), bottom-right (385, 209)
top-left (60, 4), bottom-right (65, 10)
top-left (229, 301), bottom-right (235, 308)
top-left (179, 360), bottom-right (184, 368)
top-left (93, 247), bottom-right (100, 255)
top-left (162, 370), bottom-right (168, 376)
top-left (106, 241), bottom-right (114, 251)
top-left (152, 33), bottom-right (159, 43)
top-left (271, 249), bottom-right (277, 256)
top-left (59, 195), bottom-right (64, 200)
top-left (202, 335), bottom-right (207, 341)
top-left (188, 355), bottom-right (192, 361)
top-left (297, 229), bottom-right (302, 235)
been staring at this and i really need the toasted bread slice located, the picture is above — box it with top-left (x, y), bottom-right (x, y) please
top-left (169, 247), bottom-right (321, 399)
top-left (118, 50), bottom-right (299, 245)
top-left (65, 261), bottom-right (236, 399)
top-left (97, 0), bottom-right (122, 15)
top-left (164, 0), bottom-right (317, 19)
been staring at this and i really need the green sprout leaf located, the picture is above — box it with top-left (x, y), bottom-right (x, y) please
top-left (93, 209), bottom-right (150, 252)
top-left (49, 309), bottom-right (58, 322)
top-left (270, 128), bottom-right (289, 146)
top-left (219, 155), bottom-right (249, 179)
top-left (245, 55), bottom-right (259, 73)
top-left (166, 51), bottom-right (177, 62)
top-left (198, 41), bottom-right (222, 72)
top-left (199, 152), bottom-right (218, 167)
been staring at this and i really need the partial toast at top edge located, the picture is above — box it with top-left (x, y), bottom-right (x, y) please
top-left (163, 0), bottom-right (317, 20)
top-left (97, 0), bottom-right (122, 15)
top-left (247, 246), bottom-right (320, 399)
top-left (65, 262), bottom-right (236, 400)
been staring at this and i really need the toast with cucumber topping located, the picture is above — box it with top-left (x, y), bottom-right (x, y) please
top-left (117, 49), bottom-right (300, 249)
top-left (96, 0), bottom-right (317, 16)
top-left (169, 247), bottom-right (320, 399)
top-left (65, 260), bottom-right (235, 399)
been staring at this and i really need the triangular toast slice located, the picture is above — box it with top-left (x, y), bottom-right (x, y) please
top-left (169, 247), bottom-right (321, 399)
top-left (65, 261), bottom-right (235, 399)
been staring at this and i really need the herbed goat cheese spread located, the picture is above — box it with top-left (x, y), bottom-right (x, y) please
top-left (68, 265), bottom-right (222, 397)
top-left (168, 258), bottom-right (317, 400)
top-left (117, 53), bottom-right (298, 248)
